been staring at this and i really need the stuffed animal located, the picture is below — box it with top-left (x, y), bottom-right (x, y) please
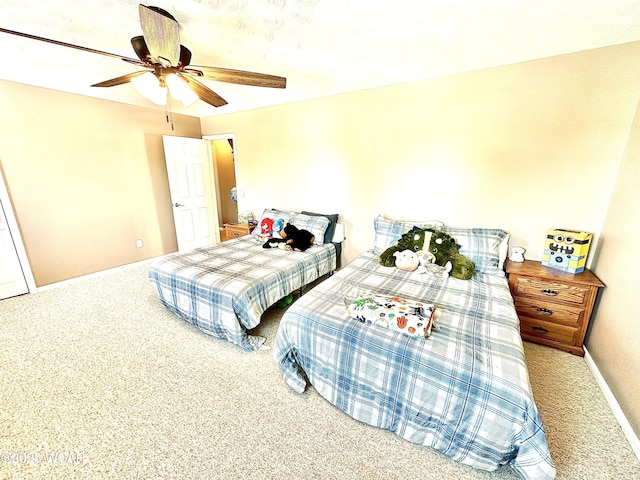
top-left (379, 227), bottom-right (430, 267)
top-left (272, 218), bottom-right (286, 238)
top-left (259, 217), bottom-right (274, 237)
top-left (391, 249), bottom-right (452, 278)
top-left (379, 227), bottom-right (475, 280)
top-left (393, 250), bottom-right (420, 271)
top-left (263, 224), bottom-right (316, 252)
top-left (418, 257), bottom-right (452, 278)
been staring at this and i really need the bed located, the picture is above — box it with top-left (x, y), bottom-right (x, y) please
top-left (274, 216), bottom-right (556, 479)
top-left (149, 209), bottom-right (340, 351)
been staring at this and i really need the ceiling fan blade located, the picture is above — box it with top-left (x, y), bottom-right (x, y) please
top-left (0, 27), bottom-right (140, 63)
top-left (188, 65), bottom-right (286, 89)
top-left (92, 71), bottom-right (148, 88)
top-left (139, 4), bottom-right (180, 66)
top-left (180, 75), bottom-right (228, 107)
top-left (131, 35), bottom-right (192, 67)
top-left (131, 36), bottom-right (152, 63)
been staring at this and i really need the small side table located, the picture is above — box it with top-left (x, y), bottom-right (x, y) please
top-left (223, 223), bottom-right (252, 240)
top-left (505, 259), bottom-right (604, 356)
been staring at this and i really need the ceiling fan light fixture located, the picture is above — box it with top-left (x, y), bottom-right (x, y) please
top-left (131, 71), bottom-right (167, 106)
top-left (165, 73), bottom-right (198, 107)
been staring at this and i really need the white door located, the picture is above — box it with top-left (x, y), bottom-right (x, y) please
top-left (0, 199), bottom-right (28, 299)
top-left (162, 135), bottom-right (220, 251)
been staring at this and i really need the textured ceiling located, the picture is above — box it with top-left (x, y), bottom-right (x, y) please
top-left (1, 0), bottom-right (639, 118)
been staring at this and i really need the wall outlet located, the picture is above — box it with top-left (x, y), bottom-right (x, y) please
top-left (136, 239), bottom-right (143, 248)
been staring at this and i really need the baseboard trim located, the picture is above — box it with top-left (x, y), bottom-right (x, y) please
top-left (35, 257), bottom-right (165, 293)
top-left (584, 346), bottom-right (640, 462)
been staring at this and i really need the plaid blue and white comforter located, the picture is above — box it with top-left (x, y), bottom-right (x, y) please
top-left (274, 251), bottom-right (555, 479)
top-left (149, 236), bottom-right (336, 350)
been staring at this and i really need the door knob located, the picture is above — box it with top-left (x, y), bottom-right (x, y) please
top-left (174, 202), bottom-right (184, 207)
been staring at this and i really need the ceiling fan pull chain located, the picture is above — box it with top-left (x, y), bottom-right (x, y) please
top-left (165, 103), bottom-right (174, 131)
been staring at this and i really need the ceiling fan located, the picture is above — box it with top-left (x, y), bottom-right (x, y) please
top-left (0, 4), bottom-right (286, 108)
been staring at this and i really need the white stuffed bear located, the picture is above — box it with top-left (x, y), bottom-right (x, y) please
top-left (393, 249), bottom-right (451, 279)
top-left (393, 250), bottom-right (420, 271)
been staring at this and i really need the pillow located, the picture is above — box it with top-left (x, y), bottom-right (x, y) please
top-left (301, 211), bottom-right (339, 245)
top-left (441, 227), bottom-right (509, 274)
top-left (372, 216), bottom-right (444, 255)
top-left (289, 213), bottom-right (330, 246)
top-left (252, 209), bottom-right (294, 237)
top-left (498, 233), bottom-right (510, 270)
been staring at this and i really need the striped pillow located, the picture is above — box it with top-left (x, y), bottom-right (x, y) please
top-left (442, 227), bottom-right (509, 274)
top-left (372, 216), bottom-right (444, 255)
top-left (290, 213), bottom-right (330, 246)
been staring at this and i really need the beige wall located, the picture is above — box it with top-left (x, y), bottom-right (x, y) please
top-left (0, 80), bottom-right (201, 286)
top-left (202, 42), bottom-right (640, 266)
top-left (202, 42), bottom-right (640, 437)
top-left (587, 99), bottom-right (640, 437)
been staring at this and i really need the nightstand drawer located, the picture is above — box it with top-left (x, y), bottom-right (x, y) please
top-left (511, 276), bottom-right (590, 306)
top-left (520, 317), bottom-right (579, 345)
top-left (514, 297), bottom-right (585, 327)
top-left (223, 223), bottom-right (252, 240)
top-left (226, 229), bottom-right (245, 239)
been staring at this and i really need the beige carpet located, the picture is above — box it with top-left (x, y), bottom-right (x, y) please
top-left (0, 264), bottom-right (639, 479)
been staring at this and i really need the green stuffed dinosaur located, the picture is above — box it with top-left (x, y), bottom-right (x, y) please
top-left (379, 227), bottom-right (475, 280)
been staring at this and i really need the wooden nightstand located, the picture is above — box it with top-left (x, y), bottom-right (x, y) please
top-left (505, 259), bottom-right (604, 356)
top-left (223, 223), bottom-right (252, 240)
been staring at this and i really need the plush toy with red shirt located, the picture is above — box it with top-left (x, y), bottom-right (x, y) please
top-left (259, 217), bottom-right (274, 237)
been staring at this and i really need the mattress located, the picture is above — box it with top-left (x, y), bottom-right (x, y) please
top-left (149, 235), bottom-right (337, 350)
top-left (274, 250), bottom-right (555, 479)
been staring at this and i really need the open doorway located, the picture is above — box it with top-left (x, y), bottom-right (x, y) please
top-left (205, 134), bottom-right (238, 234)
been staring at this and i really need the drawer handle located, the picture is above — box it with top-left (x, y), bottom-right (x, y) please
top-left (541, 289), bottom-right (558, 296)
top-left (532, 326), bottom-right (549, 334)
top-left (536, 308), bottom-right (553, 316)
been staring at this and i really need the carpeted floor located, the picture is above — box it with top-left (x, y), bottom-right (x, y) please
top-left (0, 263), bottom-right (639, 479)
